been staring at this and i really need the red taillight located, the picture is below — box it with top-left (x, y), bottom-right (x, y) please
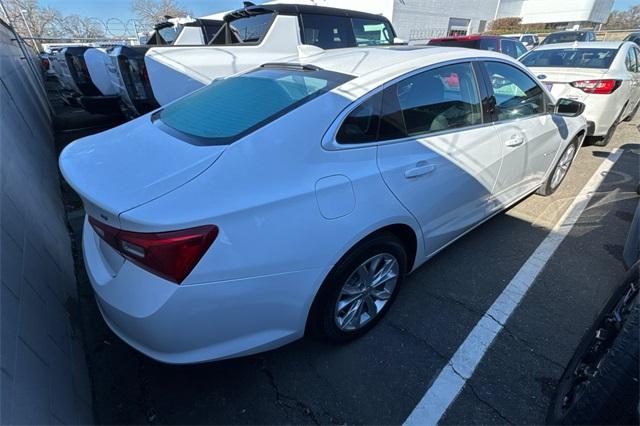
top-left (570, 79), bottom-right (621, 94)
top-left (89, 217), bottom-right (218, 284)
top-left (41, 58), bottom-right (50, 70)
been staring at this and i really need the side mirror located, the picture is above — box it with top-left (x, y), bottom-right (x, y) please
top-left (555, 98), bottom-right (585, 117)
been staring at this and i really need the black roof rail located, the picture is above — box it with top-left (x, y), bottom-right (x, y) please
top-left (260, 62), bottom-right (323, 72)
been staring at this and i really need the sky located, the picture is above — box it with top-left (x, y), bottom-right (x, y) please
top-left (42, 0), bottom-right (637, 23)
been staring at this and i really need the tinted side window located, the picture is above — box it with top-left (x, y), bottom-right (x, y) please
top-left (202, 22), bottom-right (223, 43)
top-left (635, 48), bottom-right (640, 70)
top-left (515, 42), bottom-right (527, 58)
top-left (485, 61), bottom-right (545, 120)
top-left (227, 13), bottom-right (274, 43)
top-left (301, 13), bottom-right (356, 49)
top-left (386, 62), bottom-right (482, 137)
top-left (626, 48), bottom-right (638, 72)
top-left (479, 38), bottom-right (497, 51)
top-left (352, 18), bottom-right (393, 46)
top-left (336, 92), bottom-right (382, 144)
top-left (500, 39), bottom-right (517, 58)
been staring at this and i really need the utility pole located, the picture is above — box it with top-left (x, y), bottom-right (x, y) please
top-left (494, 0), bottom-right (502, 21)
top-left (19, 8), bottom-right (37, 49)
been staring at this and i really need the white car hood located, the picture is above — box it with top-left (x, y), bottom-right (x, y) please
top-left (60, 115), bottom-right (225, 227)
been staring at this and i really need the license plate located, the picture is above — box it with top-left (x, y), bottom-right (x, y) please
top-left (543, 82), bottom-right (553, 91)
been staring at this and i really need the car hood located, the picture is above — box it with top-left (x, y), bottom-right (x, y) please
top-left (60, 115), bottom-right (225, 227)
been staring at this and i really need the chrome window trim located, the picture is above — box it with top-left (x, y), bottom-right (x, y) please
top-left (323, 57), bottom-right (492, 151)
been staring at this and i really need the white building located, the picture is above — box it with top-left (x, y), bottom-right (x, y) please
top-left (496, 0), bottom-right (614, 27)
top-left (290, 0), bottom-right (500, 42)
top-left (245, 0), bottom-right (614, 41)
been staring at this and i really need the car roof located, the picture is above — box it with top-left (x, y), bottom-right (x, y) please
top-left (533, 41), bottom-right (625, 51)
top-left (223, 3), bottom-right (392, 23)
top-left (429, 34), bottom-right (499, 41)
top-left (273, 45), bottom-right (515, 99)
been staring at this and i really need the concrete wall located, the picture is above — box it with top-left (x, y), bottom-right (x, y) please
top-left (0, 20), bottom-right (93, 424)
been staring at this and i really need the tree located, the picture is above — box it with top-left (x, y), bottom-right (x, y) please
top-left (604, 5), bottom-right (640, 30)
top-left (131, 0), bottom-right (192, 30)
top-left (55, 15), bottom-right (105, 39)
top-left (0, 0), bottom-right (62, 38)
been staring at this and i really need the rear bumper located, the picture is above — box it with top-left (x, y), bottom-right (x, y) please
top-left (82, 217), bottom-right (329, 364)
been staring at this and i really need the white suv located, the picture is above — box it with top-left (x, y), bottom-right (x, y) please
top-left (145, 3), bottom-right (398, 106)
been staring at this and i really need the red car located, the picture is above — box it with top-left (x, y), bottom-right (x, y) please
top-left (428, 35), bottom-right (528, 59)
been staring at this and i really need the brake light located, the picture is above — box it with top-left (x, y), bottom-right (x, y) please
top-left (41, 58), bottom-right (50, 70)
top-left (89, 217), bottom-right (218, 284)
top-left (570, 79), bottom-right (621, 94)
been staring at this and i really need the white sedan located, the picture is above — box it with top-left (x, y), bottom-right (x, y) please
top-left (521, 41), bottom-right (640, 146)
top-left (60, 46), bottom-right (587, 364)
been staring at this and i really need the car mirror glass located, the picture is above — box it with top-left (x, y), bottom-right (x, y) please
top-left (555, 98), bottom-right (585, 117)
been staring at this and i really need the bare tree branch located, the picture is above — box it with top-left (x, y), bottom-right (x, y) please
top-left (131, 0), bottom-right (191, 30)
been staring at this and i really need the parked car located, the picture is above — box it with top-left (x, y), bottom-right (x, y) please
top-left (624, 32), bottom-right (640, 46)
top-left (145, 3), bottom-right (398, 106)
top-left (60, 46), bottom-right (587, 364)
top-left (547, 190), bottom-right (639, 425)
top-left (521, 41), bottom-right (640, 146)
top-left (79, 17), bottom-right (224, 118)
top-left (504, 33), bottom-right (540, 50)
top-left (427, 35), bottom-right (528, 59)
top-left (51, 46), bottom-right (106, 109)
top-left (541, 30), bottom-right (597, 45)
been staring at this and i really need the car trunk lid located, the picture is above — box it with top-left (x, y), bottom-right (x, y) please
top-left (529, 67), bottom-right (609, 100)
top-left (59, 116), bottom-right (225, 228)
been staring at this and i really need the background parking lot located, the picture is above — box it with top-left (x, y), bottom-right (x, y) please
top-left (53, 79), bottom-right (640, 424)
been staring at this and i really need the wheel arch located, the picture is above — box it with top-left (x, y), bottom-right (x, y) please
top-left (303, 220), bottom-right (421, 335)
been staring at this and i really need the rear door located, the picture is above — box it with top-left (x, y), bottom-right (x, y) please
top-left (375, 62), bottom-right (504, 255)
top-left (624, 46), bottom-right (640, 114)
top-left (481, 60), bottom-right (561, 208)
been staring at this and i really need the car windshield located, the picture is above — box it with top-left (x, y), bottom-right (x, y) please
top-left (521, 48), bottom-right (617, 69)
top-left (158, 67), bottom-right (353, 145)
top-left (542, 32), bottom-right (585, 45)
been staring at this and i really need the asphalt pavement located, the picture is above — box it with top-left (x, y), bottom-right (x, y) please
top-left (55, 85), bottom-right (640, 425)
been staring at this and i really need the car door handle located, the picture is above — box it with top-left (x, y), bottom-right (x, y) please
top-left (505, 136), bottom-right (525, 147)
top-left (404, 162), bottom-right (436, 178)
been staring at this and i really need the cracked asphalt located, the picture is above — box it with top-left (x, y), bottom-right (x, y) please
top-left (54, 74), bottom-right (640, 425)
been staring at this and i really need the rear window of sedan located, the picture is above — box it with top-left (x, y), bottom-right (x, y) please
top-left (157, 67), bottom-right (353, 145)
top-left (428, 38), bottom-right (497, 51)
top-left (521, 48), bottom-right (617, 69)
top-left (542, 32), bottom-right (587, 45)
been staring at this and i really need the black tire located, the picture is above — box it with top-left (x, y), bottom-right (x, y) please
top-left (547, 266), bottom-right (640, 425)
top-left (307, 232), bottom-right (407, 342)
top-left (537, 138), bottom-right (579, 196)
top-left (623, 101), bottom-right (639, 122)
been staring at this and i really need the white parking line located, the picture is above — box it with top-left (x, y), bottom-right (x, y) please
top-left (404, 148), bottom-right (624, 426)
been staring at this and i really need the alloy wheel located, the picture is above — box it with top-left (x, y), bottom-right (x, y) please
top-left (550, 144), bottom-right (576, 190)
top-left (334, 253), bottom-right (399, 331)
